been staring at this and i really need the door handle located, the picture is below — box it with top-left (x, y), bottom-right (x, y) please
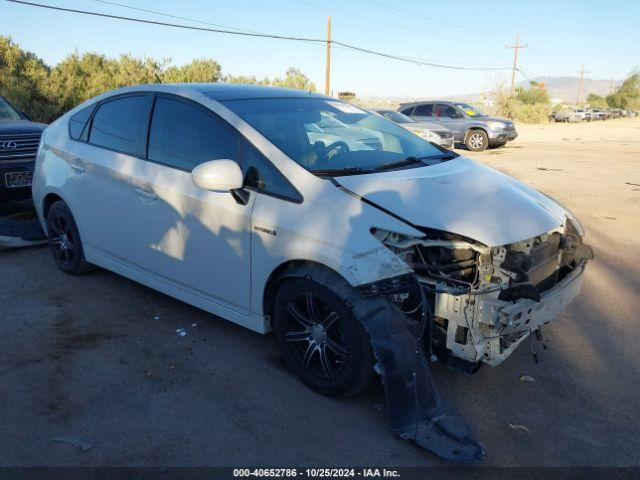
top-left (70, 163), bottom-right (85, 174)
top-left (134, 187), bottom-right (158, 201)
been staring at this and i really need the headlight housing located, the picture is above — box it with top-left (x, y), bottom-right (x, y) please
top-left (412, 128), bottom-right (441, 143)
top-left (486, 121), bottom-right (505, 130)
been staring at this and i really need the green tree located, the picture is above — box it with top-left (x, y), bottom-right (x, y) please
top-left (163, 59), bottom-right (221, 83)
top-left (0, 35), bottom-right (57, 121)
top-left (587, 93), bottom-right (607, 108)
top-left (515, 82), bottom-right (550, 105)
top-left (606, 71), bottom-right (639, 109)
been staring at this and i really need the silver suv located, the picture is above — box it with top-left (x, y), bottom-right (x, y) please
top-left (398, 101), bottom-right (517, 151)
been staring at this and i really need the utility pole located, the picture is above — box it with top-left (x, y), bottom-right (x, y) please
top-left (576, 64), bottom-right (590, 104)
top-left (325, 16), bottom-right (331, 96)
top-left (506, 34), bottom-right (527, 95)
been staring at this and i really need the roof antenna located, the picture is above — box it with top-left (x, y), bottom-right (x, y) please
top-left (154, 73), bottom-right (163, 84)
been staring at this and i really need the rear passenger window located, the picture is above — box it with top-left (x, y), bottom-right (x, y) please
top-left (148, 97), bottom-right (239, 171)
top-left (414, 104), bottom-right (433, 116)
top-left (69, 105), bottom-right (95, 141)
top-left (89, 95), bottom-right (149, 156)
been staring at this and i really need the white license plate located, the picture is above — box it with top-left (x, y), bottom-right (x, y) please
top-left (5, 171), bottom-right (33, 188)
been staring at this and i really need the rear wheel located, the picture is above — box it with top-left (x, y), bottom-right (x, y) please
top-left (273, 276), bottom-right (376, 396)
top-left (465, 129), bottom-right (488, 151)
top-left (46, 201), bottom-right (94, 275)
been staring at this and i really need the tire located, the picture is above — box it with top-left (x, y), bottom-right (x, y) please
top-left (46, 200), bottom-right (94, 275)
top-left (465, 129), bottom-right (488, 152)
top-left (273, 275), bottom-right (376, 397)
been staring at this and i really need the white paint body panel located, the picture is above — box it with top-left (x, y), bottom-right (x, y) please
top-left (32, 84), bottom-right (573, 336)
top-left (336, 156), bottom-right (568, 247)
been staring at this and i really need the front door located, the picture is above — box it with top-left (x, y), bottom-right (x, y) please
top-left (130, 95), bottom-right (254, 314)
top-left (435, 103), bottom-right (467, 142)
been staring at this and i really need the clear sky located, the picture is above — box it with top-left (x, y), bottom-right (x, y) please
top-left (3, 0), bottom-right (639, 97)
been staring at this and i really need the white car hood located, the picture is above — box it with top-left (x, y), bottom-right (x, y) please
top-left (336, 157), bottom-right (568, 247)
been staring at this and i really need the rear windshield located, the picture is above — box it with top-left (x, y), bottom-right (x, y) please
top-left (221, 97), bottom-right (450, 176)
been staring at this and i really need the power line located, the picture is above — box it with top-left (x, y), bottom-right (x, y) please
top-left (300, 0), bottom-right (509, 68)
top-left (354, 0), bottom-right (513, 40)
top-left (90, 0), bottom-right (260, 34)
top-left (4, 0), bottom-right (513, 72)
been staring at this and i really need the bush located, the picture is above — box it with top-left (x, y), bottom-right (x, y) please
top-left (0, 35), bottom-right (315, 123)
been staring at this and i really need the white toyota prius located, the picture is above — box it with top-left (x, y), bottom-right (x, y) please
top-left (32, 84), bottom-right (593, 461)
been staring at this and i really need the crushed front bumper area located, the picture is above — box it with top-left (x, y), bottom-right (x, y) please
top-left (355, 288), bottom-right (485, 463)
top-left (433, 260), bottom-right (587, 367)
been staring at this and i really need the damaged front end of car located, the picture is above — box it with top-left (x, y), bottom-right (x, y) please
top-left (355, 218), bottom-right (592, 463)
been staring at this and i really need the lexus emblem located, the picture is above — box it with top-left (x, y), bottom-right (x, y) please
top-left (0, 140), bottom-right (18, 150)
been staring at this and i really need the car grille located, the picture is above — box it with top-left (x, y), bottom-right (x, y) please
top-left (0, 133), bottom-right (42, 161)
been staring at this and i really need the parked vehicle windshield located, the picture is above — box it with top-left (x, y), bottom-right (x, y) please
top-left (375, 110), bottom-right (415, 124)
top-left (222, 97), bottom-right (450, 175)
top-left (0, 97), bottom-right (23, 121)
top-left (454, 102), bottom-right (487, 118)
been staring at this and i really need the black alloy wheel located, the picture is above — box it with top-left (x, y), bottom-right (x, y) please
top-left (274, 276), bottom-right (376, 396)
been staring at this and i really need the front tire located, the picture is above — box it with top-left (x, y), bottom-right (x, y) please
top-left (273, 276), bottom-right (376, 397)
top-left (46, 201), bottom-right (94, 275)
top-left (465, 129), bottom-right (488, 151)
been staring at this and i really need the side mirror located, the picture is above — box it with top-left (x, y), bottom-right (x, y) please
top-left (191, 159), bottom-right (243, 192)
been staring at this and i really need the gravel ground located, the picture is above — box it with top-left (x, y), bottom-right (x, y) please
top-left (1, 118), bottom-right (639, 468)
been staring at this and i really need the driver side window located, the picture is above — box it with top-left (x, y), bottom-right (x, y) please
top-left (435, 104), bottom-right (460, 119)
top-left (148, 96), bottom-right (239, 171)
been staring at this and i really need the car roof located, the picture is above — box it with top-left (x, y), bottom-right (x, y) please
top-left (113, 83), bottom-right (328, 101)
top-left (398, 100), bottom-right (454, 107)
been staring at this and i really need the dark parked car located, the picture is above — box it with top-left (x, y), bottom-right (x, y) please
top-left (398, 100), bottom-right (517, 151)
top-left (0, 96), bottom-right (46, 201)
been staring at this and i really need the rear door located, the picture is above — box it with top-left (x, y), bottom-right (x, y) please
top-left (435, 103), bottom-right (467, 141)
top-left (68, 93), bottom-right (154, 262)
top-left (412, 103), bottom-right (434, 122)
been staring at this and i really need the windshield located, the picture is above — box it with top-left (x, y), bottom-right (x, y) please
top-left (376, 110), bottom-right (414, 124)
top-left (222, 97), bottom-right (450, 175)
top-left (0, 97), bottom-right (23, 121)
top-left (453, 102), bottom-right (486, 118)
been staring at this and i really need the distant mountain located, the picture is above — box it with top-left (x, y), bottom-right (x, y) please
top-left (358, 76), bottom-right (623, 108)
top-left (517, 76), bottom-right (622, 103)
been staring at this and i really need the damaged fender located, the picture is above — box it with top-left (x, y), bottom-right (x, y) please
top-left (279, 265), bottom-right (485, 463)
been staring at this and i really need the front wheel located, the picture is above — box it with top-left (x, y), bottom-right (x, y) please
top-left (273, 277), bottom-right (376, 397)
top-left (465, 130), bottom-right (488, 151)
top-left (46, 200), bottom-right (94, 275)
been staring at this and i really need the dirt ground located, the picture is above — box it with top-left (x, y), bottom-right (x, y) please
top-left (1, 118), bottom-right (639, 468)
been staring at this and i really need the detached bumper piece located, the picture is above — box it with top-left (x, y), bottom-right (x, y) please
top-left (353, 286), bottom-right (485, 463)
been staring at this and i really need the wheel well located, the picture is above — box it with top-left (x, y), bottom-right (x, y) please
top-left (262, 260), bottom-right (346, 323)
top-left (464, 127), bottom-right (488, 141)
top-left (42, 193), bottom-right (63, 218)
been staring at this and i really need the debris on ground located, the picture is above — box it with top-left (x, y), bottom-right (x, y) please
top-left (191, 323), bottom-right (198, 327)
top-left (536, 167), bottom-right (564, 172)
top-left (508, 423), bottom-right (530, 433)
top-left (50, 434), bottom-right (96, 452)
top-left (154, 316), bottom-right (160, 320)
top-left (519, 375), bottom-right (536, 383)
top-left (604, 216), bottom-right (617, 220)
top-left (176, 328), bottom-right (187, 337)
top-left (625, 182), bottom-right (640, 187)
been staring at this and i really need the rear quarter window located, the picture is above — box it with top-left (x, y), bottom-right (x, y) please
top-left (68, 105), bottom-right (95, 141)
